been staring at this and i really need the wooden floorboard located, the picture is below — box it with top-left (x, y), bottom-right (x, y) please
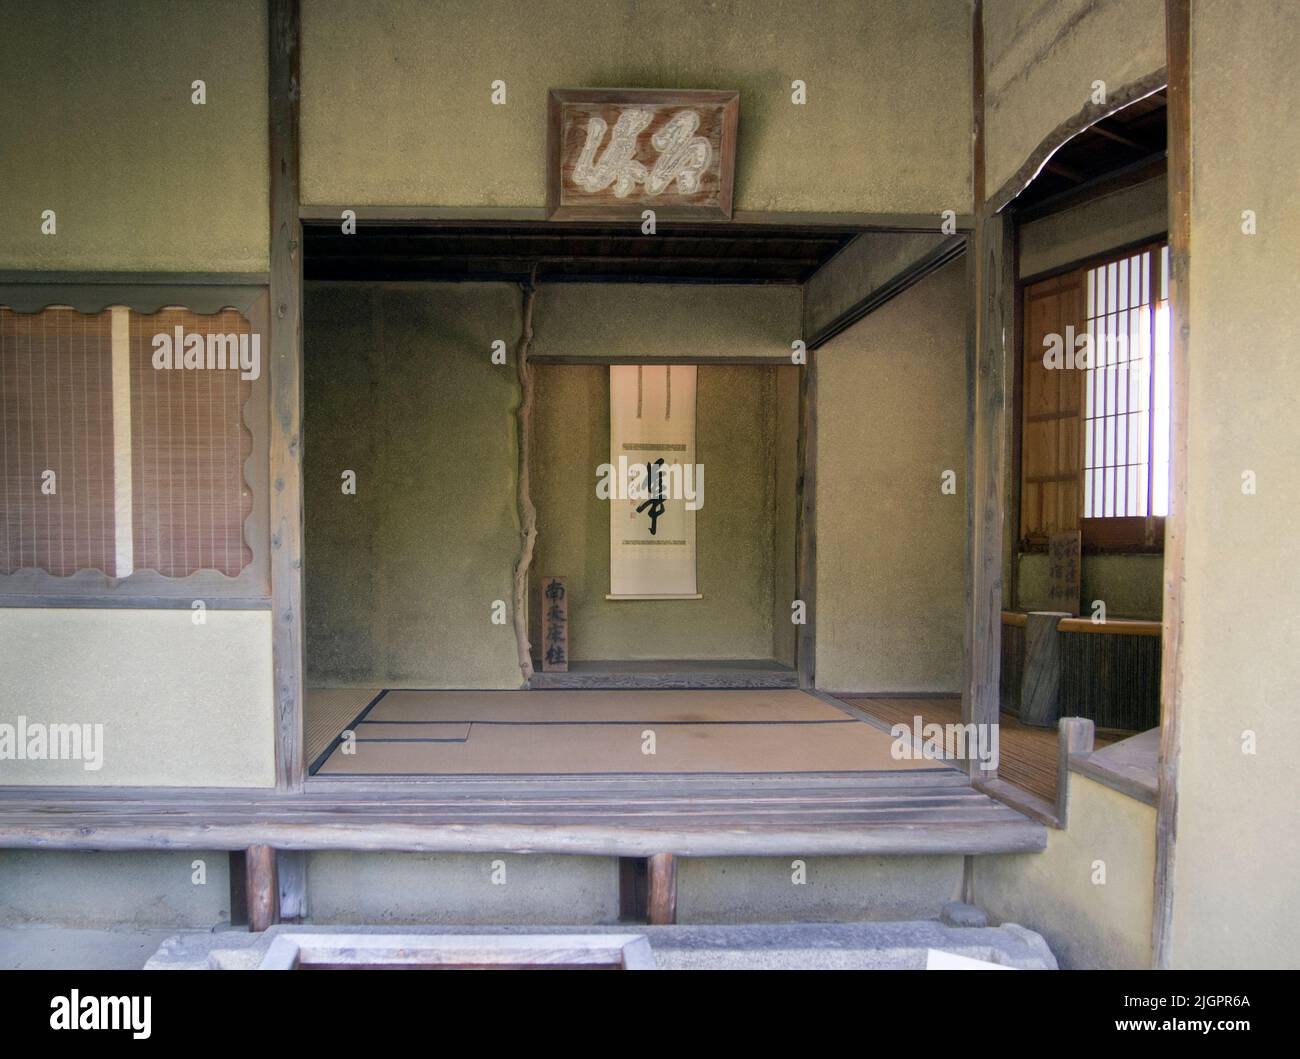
top-left (0, 774), bottom-right (1045, 857)
top-left (844, 695), bottom-right (1118, 803)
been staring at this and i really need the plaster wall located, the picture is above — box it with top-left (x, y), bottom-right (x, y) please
top-left (0, 608), bottom-right (275, 787)
top-left (977, 773), bottom-right (1155, 969)
top-left (1018, 176), bottom-right (1167, 279)
top-left (815, 259), bottom-right (967, 692)
top-left (531, 363), bottom-right (796, 662)
top-left (530, 284), bottom-right (801, 362)
top-left (983, 0), bottom-right (1165, 203)
top-left (303, 283), bottom-right (522, 688)
top-left (0, 0), bottom-right (269, 272)
top-left (1166, 0), bottom-right (1300, 969)
top-left (300, 0), bottom-right (973, 214)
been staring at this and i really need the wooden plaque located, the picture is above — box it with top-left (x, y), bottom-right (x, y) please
top-left (1047, 530), bottom-right (1082, 617)
top-left (540, 575), bottom-right (569, 672)
top-left (546, 88), bottom-right (739, 221)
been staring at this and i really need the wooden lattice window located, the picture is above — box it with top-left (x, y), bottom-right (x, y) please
top-left (1019, 243), bottom-right (1169, 551)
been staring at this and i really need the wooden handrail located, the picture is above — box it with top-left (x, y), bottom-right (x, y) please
top-left (1056, 617), bottom-right (1161, 637)
top-left (1001, 611), bottom-right (1160, 636)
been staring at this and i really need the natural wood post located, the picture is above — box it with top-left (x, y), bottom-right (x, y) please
top-left (512, 268), bottom-right (539, 684)
top-left (268, 0), bottom-right (305, 791)
top-left (962, 208), bottom-right (1012, 780)
top-left (647, 853), bottom-right (678, 925)
top-left (1020, 611), bottom-right (1070, 726)
top-left (246, 844), bottom-right (280, 932)
top-left (1056, 717), bottom-right (1095, 828)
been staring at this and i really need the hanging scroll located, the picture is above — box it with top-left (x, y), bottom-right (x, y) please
top-left (606, 365), bottom-right (700, 600)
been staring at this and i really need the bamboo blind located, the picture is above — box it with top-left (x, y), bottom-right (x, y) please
top-left (129, 309), bottom-right (253, 577)
top-left (0, 308), bottom-right (117, 576)
top-left (0, 305), bottom-right (254, 580)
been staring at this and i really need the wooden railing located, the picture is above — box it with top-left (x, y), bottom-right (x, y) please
top-left (999, 611), bottom-right (1162, 732)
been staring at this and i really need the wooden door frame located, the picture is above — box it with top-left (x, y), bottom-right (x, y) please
top-left (969, 0), bottom-right (1186, 970)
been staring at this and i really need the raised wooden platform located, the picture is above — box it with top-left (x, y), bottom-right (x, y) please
top-left (0, 772), bottom-right (1045, 857)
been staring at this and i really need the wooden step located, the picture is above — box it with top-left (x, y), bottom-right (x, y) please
top-left (0, 773), bottom-right (1045, 857)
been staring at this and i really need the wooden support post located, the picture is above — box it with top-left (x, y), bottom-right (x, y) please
top-left (245, 844), bottom-right (280, 932)
top-left (268, 0), bottom-right (305, 790)
top-left (1154, 0), bottom-right (1191, 971)
top-left (1056, 717), bottom-right (1095, 828)
top-left (794, 355), bottom-right (817, 689)
top-left (646, 853), bottom-right (678, 925)
top-left (962, 207), bottom-right (1012, 780)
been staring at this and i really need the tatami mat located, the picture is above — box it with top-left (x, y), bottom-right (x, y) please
top-left (305, 687), bottom-right (382, 764)
top-left (367, 688), bottom-right (852, 724)
top-left (312, 689), bottom-right (942, 776)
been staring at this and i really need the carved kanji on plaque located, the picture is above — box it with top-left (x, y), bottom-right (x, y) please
top-left (540, 575), bottom-right (569, 672)
top-left (547, 89), bottom-right (739, 221)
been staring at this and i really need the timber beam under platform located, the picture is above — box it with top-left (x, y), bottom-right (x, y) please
top-left (0, 773), bottom-right (1044, 858)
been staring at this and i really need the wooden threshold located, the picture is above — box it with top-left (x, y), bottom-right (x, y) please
top-left (0, 772), bottom-right (1045, 858)
top-left (526, 659), bottom-right (797, 690)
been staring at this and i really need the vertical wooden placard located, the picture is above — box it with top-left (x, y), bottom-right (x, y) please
top-left (541, 575), bottom-right (569, 672)
top-left (1047, 530), bottom-right (1082, 617)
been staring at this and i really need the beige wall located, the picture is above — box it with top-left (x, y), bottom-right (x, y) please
top-left (978, 773), bottom-right (1155, 969)
top-left (300, 0), bottom-right (972, 214)
top-left (1167, 0), bottom-right (1300, 969)
top-left (530, 284), bottom-right (801, 362)
top-left (1018, 553), bottom-right (1163, 620)
top-left (815, 259), bottom-right (967, 692)
top-left (531, 363), bottom-right (797, 662)
top-left (305, 281), bottom-right (801, 680)
top-left (983, 0), bottom-right (1165, 202)
top-left (0, 608), bottom-right (275, 787)
top-left (0, 0), bottom-right (269, 272)
top-left (1018, 176), bottom-right (1167, 279)
top-left (304, 283), bottom-right (522, 689)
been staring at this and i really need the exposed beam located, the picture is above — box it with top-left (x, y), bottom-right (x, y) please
top-left (1043, 160), bottom-right (1086, 184)
top-left (1014, 153), bottom-right (1167, 225)
top-left (803, 232), bottom-right (966, 350)
top-left (989, 68), bottom-right (1169, 213)
top-left (297, 204), bottom-right (975, 233)
top-left (1090, 119), bottom-right (1146, 152)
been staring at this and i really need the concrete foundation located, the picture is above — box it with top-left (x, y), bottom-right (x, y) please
top-left (139, 921), bottom-right (1057, 971)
